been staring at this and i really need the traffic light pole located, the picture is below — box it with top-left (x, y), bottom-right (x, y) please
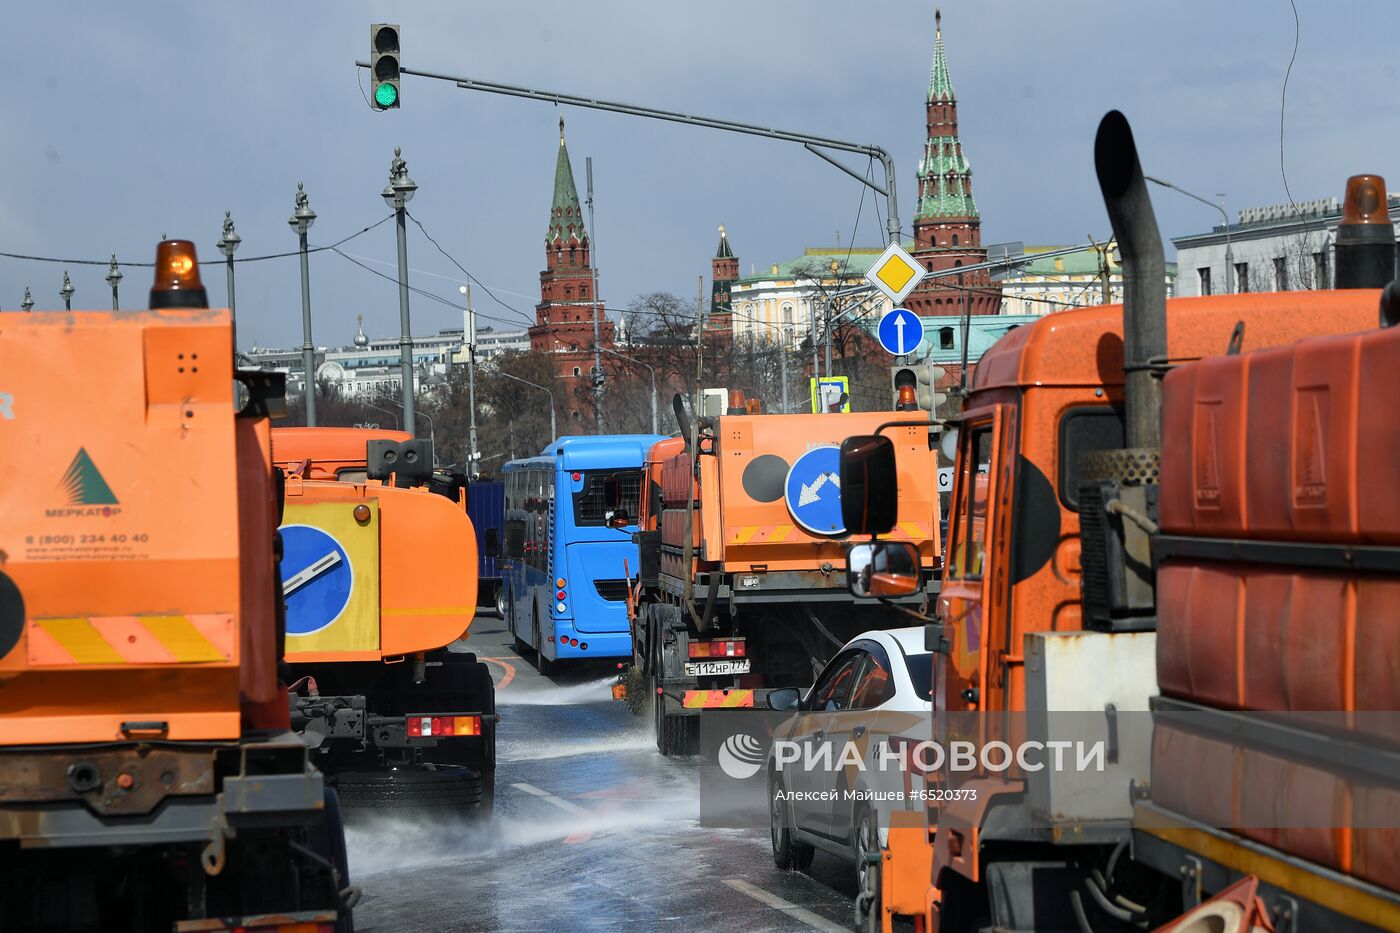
top-left (353, 61), bottom-right (902, 248)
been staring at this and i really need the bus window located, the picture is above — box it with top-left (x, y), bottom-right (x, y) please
top-left (948, 426), bottom-right (994, 580)
top-left (572, 470), bottom-right (643, 526)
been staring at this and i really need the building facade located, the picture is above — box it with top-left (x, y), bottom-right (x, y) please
top-left (726, 248), bottom-right (893, 348)
top-left (1171, 194), bottom-right (1400, 298)
top-left (995, 245), bottom-right (1176, 315)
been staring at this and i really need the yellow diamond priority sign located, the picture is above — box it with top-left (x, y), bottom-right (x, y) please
top-left (865, 242), bottom-right (927, 305)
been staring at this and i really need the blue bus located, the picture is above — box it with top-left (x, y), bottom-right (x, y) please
top-left (467, 479), bottom-right (505, 612)
top-left (501, 434), bottom-right (665, 672)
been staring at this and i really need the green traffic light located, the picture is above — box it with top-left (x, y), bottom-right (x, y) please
top-left (374, 82), bottom-right (398, 108)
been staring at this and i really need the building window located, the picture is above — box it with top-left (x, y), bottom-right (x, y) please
top-left (952, 233), bottom-right (959, 246)
top-left (1313, 251), bottom-right (1329, 289)
top-left (1274, 257), bottom-right (1288, 291)
top-left (1198, 267), bottom-right (1212, 296)
top-left (939, 326), bottom-right (954, 349)
top-left (1235, 262), bottom-right (1249, 293)
top-left (927, 262), bottom-right (934, 272)
top-left (572, 367), bottom-right (581, 377)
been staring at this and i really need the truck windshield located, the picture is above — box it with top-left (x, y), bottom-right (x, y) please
top-left (572, 469), bottom-right (643, 527)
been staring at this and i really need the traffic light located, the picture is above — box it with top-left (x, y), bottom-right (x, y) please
top-left (370, 24), bottom-right (401, 110)
top-left (890, 363), bottom-right (947, 414)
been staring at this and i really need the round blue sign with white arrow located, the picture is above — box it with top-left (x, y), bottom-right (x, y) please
top-left (784, 445), bottom-right (846, 537)
top-left (280, 524), bottom-right (354, 636)
top-left (877, 307), bottom-right (924, 356)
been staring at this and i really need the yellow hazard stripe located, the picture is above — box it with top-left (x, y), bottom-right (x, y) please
top-left (765, 525), bottom-right (794, 543)
top-left (733, 526), bottom-right (759, 545)
top-left (34, 618), bottom-right (125, 665)
top-left (683, 689), bottom-right (755, 709)
top-left (382, 606), bottom-right (474, 617)
top-left (896, 522), bottom-right (927, 539)
top-left (143, 615), bottom-right (226, 663)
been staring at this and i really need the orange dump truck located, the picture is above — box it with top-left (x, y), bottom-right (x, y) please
top-left (628, 395), bottom-right (940, 755)
top-left (0, 243), bottom-right (350, 931)
top-left (272, 428), bottom-right (494, 812)
top-left (836, 113), bottom-right (1400, 932)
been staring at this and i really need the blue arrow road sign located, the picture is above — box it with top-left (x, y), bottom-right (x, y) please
top-left (280, 524), bottom-right (354, 636)
top-left (784, 445), bottom-right (845, 536)
top-left (877, 307), bottom-right (924, 356)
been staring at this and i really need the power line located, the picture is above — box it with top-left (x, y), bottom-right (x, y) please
top-left (403, 210), bottom-right (536, 325)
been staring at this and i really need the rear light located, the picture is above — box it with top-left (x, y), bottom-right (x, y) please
top-left (559, 634), bottom-right (567, 644)
top-left (569, 638), bottom-right (578, 646)
top-left (580, 642), bottom-right (588, 650)
top-left (557, 590), bottom-right (566, 600)
top-left (556, 577), bottom-right (567, 588)
top-left (688, 639), bottom-right (746, 658)
top-left (556, 601), bottom-right (567, 613)
top-left (572, 471), bottom-right (581, 481)
top-left (405, 714), bottom-right (481, 737)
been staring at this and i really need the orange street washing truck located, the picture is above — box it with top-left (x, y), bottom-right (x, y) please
top-left (623, 391), bottom-right (940, 755)
top-left (0, 242), bottom-right (351, 931)
top-left (272, 427), bottom-right (495, 812)
top-left (837, 113), bottom-right (1400, 932)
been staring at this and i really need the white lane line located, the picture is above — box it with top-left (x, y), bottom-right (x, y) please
top-left (511, 781), bottom-right (592, 817)
top-left (721, 878), bottom-right (849, 933)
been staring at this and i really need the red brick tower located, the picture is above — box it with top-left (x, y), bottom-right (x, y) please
top-left (531, 118), bottom-right (615, 416)
top-left (707, 225), bottom-right (739, 336)
top-left (904, 10), bottom-right (1000, 316)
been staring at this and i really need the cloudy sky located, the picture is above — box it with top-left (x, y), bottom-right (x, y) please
top-left (3, 1), bottom-right (1394, 349)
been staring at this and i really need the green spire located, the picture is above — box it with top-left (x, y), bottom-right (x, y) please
top-left (716, 224), bottom-right (734, 259)
top-left (928, 9), bottom-right (954, 102)
top-left (547, 117), bottom-right (586, 244)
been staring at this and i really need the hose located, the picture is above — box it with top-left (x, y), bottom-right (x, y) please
top-left (1084, 870), bottom-right (1140, 923)
top-left (1069, 889), bottom-right (1096, 933)
top-left (1091, 867), bottom-right (1148, 916)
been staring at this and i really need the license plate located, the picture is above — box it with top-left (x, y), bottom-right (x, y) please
top-left (684, 659), bottom-right (751, 677)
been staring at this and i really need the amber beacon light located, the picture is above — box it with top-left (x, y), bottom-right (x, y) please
top-left (149, 239), bottom-right (209, 309)
top-left (1334, 174), bottom-right (1396, 290)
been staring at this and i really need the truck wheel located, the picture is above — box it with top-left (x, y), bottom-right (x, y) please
top-left (652, 625), bottom-right (694, 756)
top-left (333, 765), bottom-right (486, 815)
top-left (853, 807), bottom-right (881, 933)
top-left (304, 788), bottom-right (356, 933)
top-left (770, 770), bottom-right (814, 872)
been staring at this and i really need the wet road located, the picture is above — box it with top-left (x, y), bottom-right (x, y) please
top-left (346, 614), bottom-right (865, 932)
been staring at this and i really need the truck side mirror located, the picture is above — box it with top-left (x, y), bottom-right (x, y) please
top-left (847, 541), bottom-right (921, 598)
top-left (606, 508), bottom-right (630, 530)
top-left (840, 435), bottom-right (898, 535)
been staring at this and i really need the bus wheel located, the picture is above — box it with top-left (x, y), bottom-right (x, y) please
top-left (510, 595), bottom-right (532, 656)
top-left (533, 610), bottom-right (558, 677)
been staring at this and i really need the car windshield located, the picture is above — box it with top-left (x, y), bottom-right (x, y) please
top-left (904, 652), bottom-right (934, 701)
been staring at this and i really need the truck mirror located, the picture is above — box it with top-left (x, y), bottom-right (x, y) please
top-left (606, 508), bottom-right (630, 529)
top-left (847, 541), bottom-right (920, 598)
top-left (840, 435), bottom-right (898, 535)
top-left (766, 687), bottom-right (801, 712)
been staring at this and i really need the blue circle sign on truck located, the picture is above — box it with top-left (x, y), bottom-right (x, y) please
top-left (280, 524), bottom-right (354, 635)
top-left (784, 445), bottom-right (845, 536)
top-left (877, 308), bottom-right (924, 356)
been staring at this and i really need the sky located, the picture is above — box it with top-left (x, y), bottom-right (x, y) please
top-left (3, 1), bottom-right (1396, 350)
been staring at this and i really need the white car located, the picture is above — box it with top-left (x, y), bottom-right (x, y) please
top-left (765, 627), bottom-right (933, 927)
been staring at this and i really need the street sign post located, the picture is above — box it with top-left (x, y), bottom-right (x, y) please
top-left (864, 241), bottom-right (927, 305)
top-left (784, 445), bottom-right (845, 536)
top-left (809, 376), bottom-right (850, 413)
top-left (877, 308), bottom-right (924, 357)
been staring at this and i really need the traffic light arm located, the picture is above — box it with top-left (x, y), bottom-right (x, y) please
top-left (351, 59), bottom-right (902, 247)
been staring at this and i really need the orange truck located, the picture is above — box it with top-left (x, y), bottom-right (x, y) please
top-left (0, 242), bottom-right (350, 931)
top-left (272, 427), bottom-right (495, 812)
top-left (626, 392), bottom-right (940, 755)
top-left (837, 113), bottom-right (1400, 932)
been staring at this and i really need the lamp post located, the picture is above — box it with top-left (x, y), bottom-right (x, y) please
top-left (363, 400), bottom-right (401, 430)
top-left (217, 210), bottom-right (241, 335)
top-left (105, 255), bottom-right (122, 310)
top-left (458, 284), bottom-right (480, 475)
top-left (1145, 176), bottom-right (1233, 294)
top-left (382, 147), bottom-right (418, 431)
top-left (288, 183), bottom-right (318, 426)
top-left (598, 345), bottom-right (657, 434)
top-left (21, 287), bottom-right (33, 312)
top-left (498, 370), bottom-right (557, 440)
top-left (60, 272), bottom-right (74, 311)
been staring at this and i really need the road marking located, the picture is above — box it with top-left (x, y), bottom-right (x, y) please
top-left (481, 656), bottom-right (517, 689)
top-left (721, 879), bottom-right (849, 933)
top-left (512, 782), bottom-right (592, 817)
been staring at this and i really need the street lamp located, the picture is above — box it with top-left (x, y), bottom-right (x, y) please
top-left (381, 147), bottom-right (418, 432)
top-left (217, 210), bottom-right (241, 337)
top-left (105, 254), bottom-right (122, 310)
top-left (458, 284), bottom-right (480, 474)
top-left (288, 183), bottom-right (318, 426)
top-left (1145, 176), bottom-right (1233, 295)
top-left (598, 345), bottom-right (658, 434)
top-left (498, 370), bottom-right (557, 440)
top-left (362, 399), bottom-right (400, 430)
top-left (59, 272), bottom-right (74, 311)
top-left (21, 287), bottom-right (33, 312)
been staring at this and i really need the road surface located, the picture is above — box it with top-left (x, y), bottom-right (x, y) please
top-left (346, 613), bottom-right (865, 932)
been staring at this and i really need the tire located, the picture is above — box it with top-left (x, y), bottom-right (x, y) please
top-left (509, 593), bottom-right (533, 656)
top-left (853, 807), bottom-right (882, 933)
top-left (333, 765), bottom-right (485, 816)
top-left (495, 586), bottom-right (506, 620)
top-left (769, 770), bottom-right (814, 872)
top-left (533, 609), bottom-right (558, 677)
top-left (304, 788), bottom-right (356, 933)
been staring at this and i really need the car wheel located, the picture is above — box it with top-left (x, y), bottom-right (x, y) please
top-left (770, 771), bottom-right (814, 872)
top-left (853, 806), bottom-right (882, 933)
